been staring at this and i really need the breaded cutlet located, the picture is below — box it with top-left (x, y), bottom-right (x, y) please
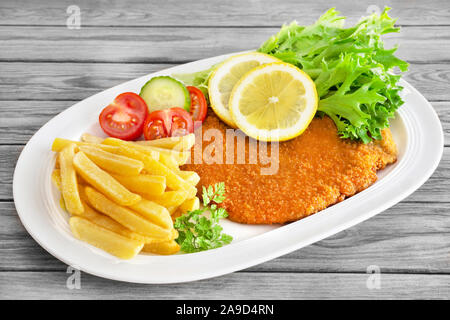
top-left (182, 111), bottom-right (397, 224)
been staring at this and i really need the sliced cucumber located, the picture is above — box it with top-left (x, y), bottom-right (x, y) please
top-left (139, 76), bottom-right (191, 112)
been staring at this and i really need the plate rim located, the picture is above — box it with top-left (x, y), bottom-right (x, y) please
top-left (13, 52), bottom-right (444, 284)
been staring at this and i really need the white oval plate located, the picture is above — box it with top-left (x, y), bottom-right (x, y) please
top-left (13, 52), bottom-right (443, 284)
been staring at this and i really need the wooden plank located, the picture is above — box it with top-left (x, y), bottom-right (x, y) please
top-left (436, 102), bottom-right (450, 146)
top-left (0, 271), bottom-right (448, 299)
top-left (0, 62), bottom-right (174, 101)
top-left (1, 0), bottom-right (449, 27)
top-left (410, 176), bottom-right (450, 202)
top-left (1, 145), bottom-right (449, 200)
top-left (0, 26), bottom-right (448, 63)
top-left (0, 101), bottom-right (70, 144)
top-left (0, 62), bottom-right (448, 102)
top-left (1, 200), bottom-right (450, 273)
top-left (0, 203), bottom-right (65, 270)
top-left (1, 100), bottom-right (449, 146)
top-left (404, 65), bottom-right (450, 103)
top-left (253, 202), bottom-right (450, 273)
top-left (0, 145), bottom-right (21, 200)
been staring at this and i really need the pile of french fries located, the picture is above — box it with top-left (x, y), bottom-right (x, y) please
top-left (51, 133), bottom-right (200, 259)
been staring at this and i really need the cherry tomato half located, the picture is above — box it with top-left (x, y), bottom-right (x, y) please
top-left (143, 107), bottom-right (194, 140)
top-left (187, 86), bottom-right (208, 128)
top-left (99, 92), bottom-right (148, 140)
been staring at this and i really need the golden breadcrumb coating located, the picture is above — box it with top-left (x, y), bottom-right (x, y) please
top-left (182, 112), bottom-right (397, 224)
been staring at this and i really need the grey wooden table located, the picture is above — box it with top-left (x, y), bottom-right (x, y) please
top-left (0, 0), bottom-right (449, 299)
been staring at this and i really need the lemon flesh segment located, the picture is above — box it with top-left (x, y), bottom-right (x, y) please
top-left (208, 52), bottom-right (280, 127)
top-left (219, 61), bottom-right (260, 108)
top-left (229, 62), bottom-right (318, 142)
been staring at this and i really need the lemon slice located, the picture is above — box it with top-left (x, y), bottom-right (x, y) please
top-left (208, 52), bottom-right (280, 127)
top-left (229, 62), bottom-right (318, 142)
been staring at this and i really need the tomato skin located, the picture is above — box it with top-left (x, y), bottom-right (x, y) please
top-left (99, 92), bottom-right (148, 140)
top-left (143, 107), bottom-right (194, 140)
top-left (186, 86), bottom-right (207, 128)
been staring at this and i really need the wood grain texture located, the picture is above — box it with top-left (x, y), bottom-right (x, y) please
top-left (1, 0), bottom-right (449, 27)
top-left (0, 62), bottom-right (174, 101)
top-left (0, 146), bottom-right (22, 199)
top-left (0, 62), bottom-right (449, 102)
top-left (1, 201), bottom-right (449, 274)
top-left (0, 271), bottom-right (449, 300)
top-left (0, 26), bottom-right (449, 63)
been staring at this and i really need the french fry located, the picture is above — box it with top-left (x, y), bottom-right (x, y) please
top-left (166, 206), bottom-right (178, 215)
top-left (111, 174), bottom-right (166, 196)
top-left (135, 133), bottom-right (195, 151)
top-left (57, 169), bottom-right (87, 187)
top-left (146, 190), bottom-right (188, 207)
top-left (52, 138), bottom-right (75, 152)
top-left (75, 196), bottom-right (151, 244)
top-left (81, 188), bottom-right (171, 244)
top-left (146, 147), bottom-right (189, 165)
top-left (52, 169), bottom-right (83, 208)
top-left (103, 137), bottom-right (159, 158)
top-left (52, 138), bottom-right (118, 153)
top-left (80, 199), bottom-right (131, 232)
top-left (129, 199), bottom-right (173, 229)
top-left (73, 152), bottom-right (141, 206)
top-left (115, 144), bottom-right (196, 198)
top-left (77, 183), bottom-right (89, 202)
top-left (175, 133), bottom-right (195, 151)
top-left (51, 169), bottom-right (62, 190)
top-left (142, 240), bottom-right (180, 255)
top-left (179, 197), bottom-right (200, 213)
top-left (103, 137), bottom-right (188, 165)
top-left (69, 216), bottom-right (144, 260)
top-left (143, 161), bottom-right (196, 198)
top-left (81, 133), bottom-right (104, 144)
top-left (172, 197), bottom-right (200, 220)
top-left (59, 143), bottom-right (84, 215)
top-left (60, 197), bottom-right (67, 211)
top-left (141, 229), bottom-right (178, 244)
top-left (178, 170), bottom-right (200, 186)
top-left (114, 143), bottom-right (160, 162)
top-left (159, 153), bottom-right (179, 171)
top-left (85, 186), bottom-right (171, 239)
top-left (78, 145), bottom-right (144, 176)
top-left (76, 172), bottom-right (88, 186)
top-left (171, 210), bottom-right (182, 221)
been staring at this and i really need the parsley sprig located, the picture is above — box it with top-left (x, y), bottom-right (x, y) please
top-left (174, 182), bottom-right (233, 253)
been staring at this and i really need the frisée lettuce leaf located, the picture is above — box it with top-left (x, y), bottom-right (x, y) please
top-left (258, 7), bottom-right (408, 143)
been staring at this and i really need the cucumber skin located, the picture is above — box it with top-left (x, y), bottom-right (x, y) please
top-left (139, 76), bottom-right (191, 112)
